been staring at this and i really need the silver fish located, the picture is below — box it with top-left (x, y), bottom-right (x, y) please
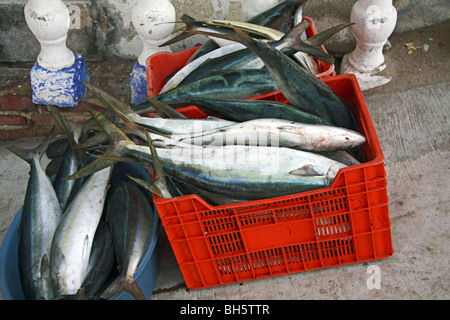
top-left (68, 109), bottom-right (348, 201)
top-left (50, 166), bottom-right (112, 297)
top-left (8, 128), bottom-right (62, 300)
top-left (177, 118), bottom-right (366, 151)
top-left (100, 180), bottom-right (155, 300)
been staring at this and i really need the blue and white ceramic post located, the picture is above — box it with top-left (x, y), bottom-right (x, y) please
top-left (24, 0), bottom-right (88, 107)
top-left (130, 0), bottom-right (175, 104)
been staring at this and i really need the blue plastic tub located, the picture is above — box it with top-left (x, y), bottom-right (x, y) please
top-left (0, 162), bottom-right (160, 300)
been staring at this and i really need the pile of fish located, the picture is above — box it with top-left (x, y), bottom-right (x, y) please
top-left (62, 0), bottom-right (364, 204)
top-left (7, 0), bottom-right (367, 300)
top-left (8, 118), bottom-right (156, 300)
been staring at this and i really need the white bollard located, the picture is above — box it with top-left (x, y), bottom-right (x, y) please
top-left (130, 0), bottom-right (176, 104)
top-left (340, 0), bottom-right (397, 91)
top-left (24, 0), bottom-right (88, 107)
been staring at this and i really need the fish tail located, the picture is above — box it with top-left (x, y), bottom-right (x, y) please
top-left (7, 126), bottom-right (55, 163)
top-left (100, 275), bottom-right (147, 300)
top-left (279, 19), bottom-right (310, 46)
top-left (158, 14), bottom-right (199, 47)
top-left (47, 105), bottom-right (80, 149)
top-left (128, 129), bottom-right (172, 198)
top-left (283, 22), bottom-right (354, 66)
top-left (82, 82), bottom-right (137, 117)
top-left (64, 108), bottom-right (132, 180)
top-left (305, 22), bottom-right (354, 48)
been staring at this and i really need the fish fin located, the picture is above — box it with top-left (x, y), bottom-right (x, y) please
top-left (81, 82), bottom-right (137, 117)
top-left (87, 108), bottom-right (130, 143)
top-left (47, 106), bottom-right (80, 149)
top-left (278, 19), bottom-right (310, 46)
top-left (143, 96), bottom-right (188, 119)
top-left (158, 14), bottom-right (199, 46)
top-left (288, 41), bottom-right (335, 65)
top-left (128, 130), bottom-right (172, 198)
top-left (127, 175), bottom-right (164, 198)
top-left (39, 254), bottom-right (51, 280)
top-left (77, 96), bottom-right (106, 107)
top-left (64, 109), bottom-right (133, 180)
top-left (159, 30), bottom-right (193, 47)
top-left (100, 275), bottom-right (147, 300)
top-left (305, 22), bottom-right (354, 48)
top-left (180, 13), bottom-right (196, 24)
top-left (278, 125), bottom-right (299, 133)
top-left (7, 126), bottom-right (55, 163)
top-left (100, 101), bottom-right (150, 141)
top-left (144, 130), bottom-right (172, 198)
top-left (87, 151), bottom-right (138, 163)
top-left (287, 22), bottom-right (354, 65)
top-left (81, 235), bottom-right (90, 263)
top-left (289, 164), bottom-right (322, 176)
top-left (75, 132), bottom-right (109, 150)
top-left (82, 83), bottom-right (159, 140)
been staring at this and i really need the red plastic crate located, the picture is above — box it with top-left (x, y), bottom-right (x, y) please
top-left (145, 17), bottom-right (393, 289)
top-left (146, 17), bottom-right (335, 98)
top-left (154, 75), bottom-right (394, 289)
top-left (149, 74), bottom-right (393, 289)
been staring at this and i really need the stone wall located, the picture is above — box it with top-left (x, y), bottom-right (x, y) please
top-left (1, 0), bottom-right (449, 62)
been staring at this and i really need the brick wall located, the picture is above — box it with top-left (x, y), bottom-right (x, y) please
top-left (0, 60), bottom-right (132, 141)
top-left (0, 94), bottom-right (105, 140)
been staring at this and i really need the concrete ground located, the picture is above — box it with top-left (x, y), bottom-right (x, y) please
top-left (0, 21), bottom-right (449, 300)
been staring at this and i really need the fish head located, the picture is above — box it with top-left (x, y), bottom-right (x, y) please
top-left (342, 130), bottom-right (366, 149)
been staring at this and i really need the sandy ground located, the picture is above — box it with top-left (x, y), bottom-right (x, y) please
top-left (0, 21), bottom-right (449, 300)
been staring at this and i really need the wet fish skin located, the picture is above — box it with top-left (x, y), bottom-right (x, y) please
top-left (178, 118), bottom-right (366, 151)
top-left (70, 109), bottom-right (347, 201)
top-left (75, 221), bottom-right (116, 299)
top-left (184, 0), bottom-right (307, 63)
top-left (47, 106), bottom-right (89, 211)
top-left (131, 69), bottom-right (278, 113)
top-left (100, 180), bottom-right (154, 300)
top-left (51, 144), bottom-right (81, 211)
top-left (233, 28), bottom-right (357, 130)
top-left (186, 97), bottom-right (331, 125)
top-left (176, 20), bottom-right (313, 88)
top-left (129, 143), bottom-right (347, 200)
top-left (247, 0), bottom-right (308, 27)
top-left (8, 128), bottom-right (62, 300)
top-left (160, 43), bottom-right (248, 94)
top-left (50, 166), bottom-right (112, 298)
top-left (183, 26), bottom-right (357, 130)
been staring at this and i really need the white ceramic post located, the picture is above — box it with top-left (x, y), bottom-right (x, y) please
top-left (130, 0), bottom-right (176, 104)
top-left (25, 0), bottom-right (74, 71)
top-left (24, 0), bottom-right (88, 107)
top-left (340, 0), bottom-right (397, 91)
